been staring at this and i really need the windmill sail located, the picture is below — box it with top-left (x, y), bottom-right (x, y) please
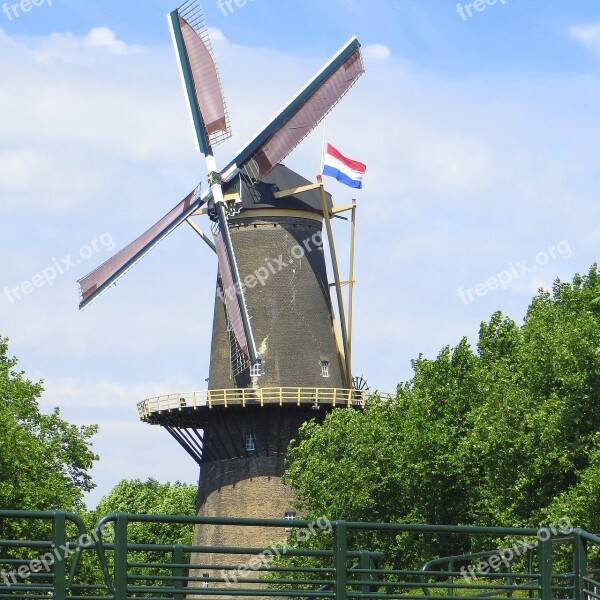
top-left (214, 230), bottom-right (247, 356)
top-left (78, 185), bottom-right (209, 310)
top-left (78, 29), bottom-right (365, 314)
top-left (213, 214), bottom-right (258, 364)
top-left (220, 37), bottom-right (364, 184)
top-left (169, 1), bottom-right (231, 154)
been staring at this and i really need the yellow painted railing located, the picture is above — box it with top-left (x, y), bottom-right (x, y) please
top-left (137, 387), bottom-right (393, 420)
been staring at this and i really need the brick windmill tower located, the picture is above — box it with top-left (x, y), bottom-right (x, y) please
top-left (79, 0), bottom-right (367, 555)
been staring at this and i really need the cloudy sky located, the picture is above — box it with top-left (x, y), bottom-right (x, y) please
top-left (2, 0), bottom-right (600, 507)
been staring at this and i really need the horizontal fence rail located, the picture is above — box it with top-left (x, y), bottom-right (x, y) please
top-left (0, 511), bottom-right (597, 600)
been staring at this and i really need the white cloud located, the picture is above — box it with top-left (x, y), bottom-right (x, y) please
top-left (363, 43), bottom-right (391, 60)
top-left (84, 417), bottom-right (198, 508)
top-left (37, 376), bottom-right (200, 508)
top-left (207, 27), bottom-right (227, 43)
top-left (0, 150), bottom-right (46, 194)
top-left (569, 23), bottom-right (600, 55)
top-left (39, 376), bottom-right (197, 411)
top-left (527, 276), bottom-right (552, 295)
top-left (0, 29), bottom-right (192, 214)
top-left (83, 27), bottom-right (144, 55)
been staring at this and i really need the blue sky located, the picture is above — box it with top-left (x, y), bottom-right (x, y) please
top-left (8, 0), bottom-right (600, 73)
top-left (1, 0), bottom-right (600, 507)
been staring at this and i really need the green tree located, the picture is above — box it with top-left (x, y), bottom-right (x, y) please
top-left (92, 478), bottom-right (197, 545)
top-left (0, 336), bottom-right (98, 540)
top-left (68, 479), bottom-right (197, 594)
top-left (86, 479), bottom-right (197, 589)
top-left (284, 265), bottom-right (600, 568)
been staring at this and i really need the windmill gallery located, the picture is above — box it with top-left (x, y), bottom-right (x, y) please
top-left (79, 0), bottom-right (386, 557)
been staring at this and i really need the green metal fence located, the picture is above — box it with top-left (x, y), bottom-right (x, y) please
top-left (0, 511), bottom-right (598, 600)
top-left (0, 510), bottom-right (89, 599)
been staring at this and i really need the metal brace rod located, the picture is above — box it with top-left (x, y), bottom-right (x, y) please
top-left (186, 218), bottom-right (216, 253)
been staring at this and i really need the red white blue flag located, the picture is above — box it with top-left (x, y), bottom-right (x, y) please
top-left (323, 144), bottom-right (366, 189)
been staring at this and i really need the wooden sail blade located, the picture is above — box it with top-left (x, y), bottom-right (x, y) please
top-left (78, 186), bottom-right (209, 310)
top-left (168, 0), bottom-right (231, 153)
top-left (221, 37), bottom-right (364, 184)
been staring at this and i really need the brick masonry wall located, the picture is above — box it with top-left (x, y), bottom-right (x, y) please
top-left (188, 475), bottom-right (296, 596)
top-left (208, 213), bottom-right (345, 390)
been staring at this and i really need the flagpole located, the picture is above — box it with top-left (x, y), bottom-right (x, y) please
top-left (320, 119), bottom-right (327, 174)
top-left (318, 175), bottom-right (352, 389)
top-left (347, 199), bottom-right (357, 384)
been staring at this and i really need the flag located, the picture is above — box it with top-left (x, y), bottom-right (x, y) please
top-left (323, 144), bottom-right (366, 189)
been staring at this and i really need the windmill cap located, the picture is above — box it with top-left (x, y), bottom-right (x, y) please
top-left (224, 163), bottom-right (333, 214)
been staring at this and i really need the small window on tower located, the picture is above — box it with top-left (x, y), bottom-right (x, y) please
top-left (250, 360), bottom-right (262, 377)
top-left (246, 432), bottom-right (256, 452)
top-left (320, 360), bottom-right (330, 378)
top-left (284, 511), bottom-right (296, 531)
top-left (202, 573), bottom-right (210, 589)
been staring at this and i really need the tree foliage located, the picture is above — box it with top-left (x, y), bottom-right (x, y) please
top-left (86, 479), bottom-right (197, 588)
top-left (284, 265), bottom-right (600, 566)
top-left (78, 479), bottom-right (196, 585)
top-left (0, 336), bottom-right (98, 539)
top-left (92, 478), bottom-right (197, 545)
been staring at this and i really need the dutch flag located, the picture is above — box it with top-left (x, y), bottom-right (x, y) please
top-left (323, 144), bottom-right (367, 189)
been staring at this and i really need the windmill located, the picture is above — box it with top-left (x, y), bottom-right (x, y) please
top-left (79, 0), bottom-right (378, 579)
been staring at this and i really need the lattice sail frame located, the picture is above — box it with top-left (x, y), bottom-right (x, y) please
top-left (170, 0), bottom-right (232, 151)
top-left (227, 310), bottom-right (250, 379)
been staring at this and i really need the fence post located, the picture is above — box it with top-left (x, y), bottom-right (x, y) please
top-left (526, 548), bottom-right (534, 599)
top-left (172, 545), bottom-right (185, 597)
top-left (368, 553), bottom-right (380, 596)
top-left (113, 513), bottom-right (128, 600)
top-left (358, 550), bottom-right (372, 599)
top-left (574, 530), bottom-right (588, 600)
top-left (53, 511), bottom-right (67, 600)
top-left (538, 537), bottom-right (553, 600)
top-left (335, 521), bottom-right (347, 600)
